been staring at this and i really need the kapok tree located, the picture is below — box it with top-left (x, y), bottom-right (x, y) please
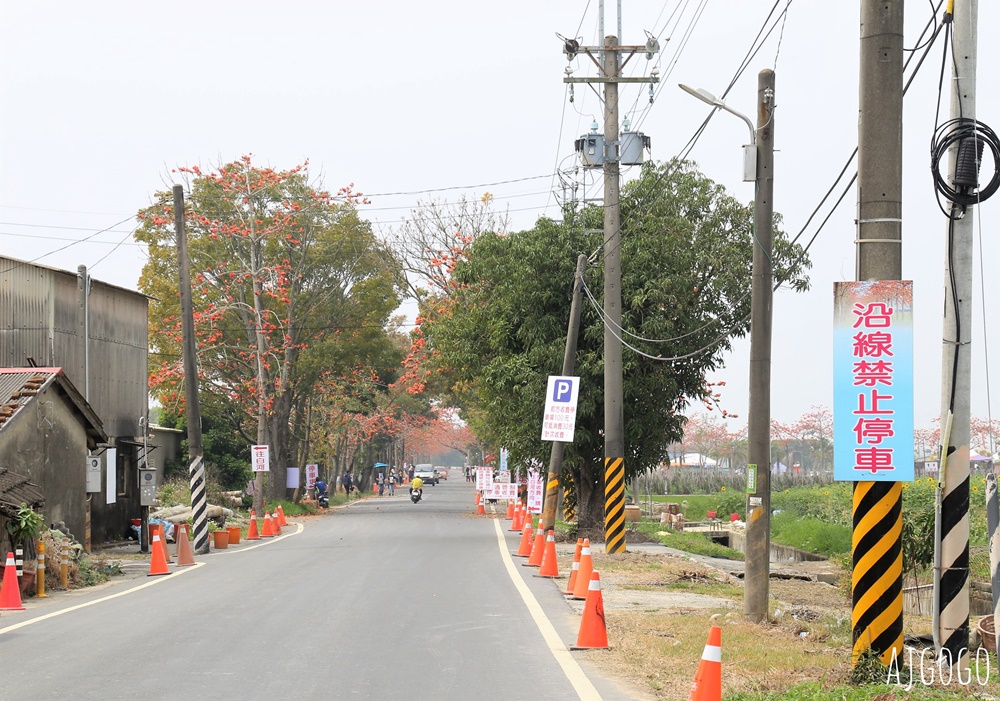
top-left (136, 156), bottom-right (402, 513)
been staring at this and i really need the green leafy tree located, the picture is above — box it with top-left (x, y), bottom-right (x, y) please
top-left (421, 159), bottom-right (810, 528)
top-left (136, 156), bottom-right (403, 512)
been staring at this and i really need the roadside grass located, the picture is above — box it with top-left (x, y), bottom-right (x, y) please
top-left (602, 609), bottom-right (854, 699)
top-left (770, 512), bottom-right (852, 557)
top-left (635, 521), bottom-right (744, 560)
top-left (584, 550), bottom-right (1000, 700)
top-left (725, 681), bottom-right (988, 700)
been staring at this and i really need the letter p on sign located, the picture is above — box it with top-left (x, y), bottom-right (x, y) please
top-left (553, 379), bottom-right (573, 402)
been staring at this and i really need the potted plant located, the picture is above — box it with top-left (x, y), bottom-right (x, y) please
top-left (6, 502), bottom-right (43, 593)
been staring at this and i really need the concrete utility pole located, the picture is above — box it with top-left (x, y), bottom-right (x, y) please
top-left (744, 69), bottom-right (776, 623)
top-left (563, 29), bottom-right (657, 554)
top-left (934, 0), bottom-right (977, 670)
top-left (601, 35), bottom-right (627, 555)
top-left (852, 0), bottom-right (904, 665)
top-left (541, 255), bottom-right (589, 534)
top-left (175, 185), bottom-right (210, 555)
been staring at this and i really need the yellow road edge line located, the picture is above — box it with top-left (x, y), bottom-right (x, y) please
top-left (0, 561), bottom-right (206, 636)
top-left (492, 518), bottom-right (603, 701)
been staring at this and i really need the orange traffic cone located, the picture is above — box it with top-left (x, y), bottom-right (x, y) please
top-left (147, 532), bottom-right (171, 577)
top-left (158, 525), bottom-right (173, 563)
top-left (247, 510), bottom-right (260, 540)
top-left (537, 530), bottom-right (559, 578)
top-left (475, 492), bottom-right (482, 505)
top-left (476, 499), bottom-right (485, 515)
top-left (570, 571), bottom-right (608, 650)
top-left (262, 512), bottom-right (275, 537)
top-left (506, 500), bottom-right (515, 519)
top-left (525, 528), bottom-right (547, 567)
top-left (277, 505), bottom-right (287, 526)
top-left (175, 524), bottom-right (196, 566)
top-left (570, 538), bottom-right (594, 600)
top-left (688, 626), bottom-right (722, 701)
top-left (273, 513), bottom-right (283, 535)
top-left (0, 551), bottom-right (25, 610)
top-left (515, 521), bottom-right (534, 557)
top-left (563, 538), bottom-right (583, 594)
top-left (508, 503), bottom-right (521, 531)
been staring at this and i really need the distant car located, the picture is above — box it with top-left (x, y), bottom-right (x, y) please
top-left (414, 463), bottom-right (438, 485)
top-left (435, 467), bottom-right (449, 480)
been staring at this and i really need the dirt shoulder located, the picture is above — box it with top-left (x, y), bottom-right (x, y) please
top-left (547, 541), bottom-right (994, 700)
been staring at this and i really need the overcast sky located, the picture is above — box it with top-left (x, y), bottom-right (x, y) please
top-left (1, 1), bottom-right (996, 437)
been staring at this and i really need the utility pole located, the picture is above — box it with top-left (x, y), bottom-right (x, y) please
top-left (744, 69), bottom-right (776, 623)
top-left (175, 185), bottom-right (210, 555)
top-left (601, 35), bottom-right (627, 555)
top-left (562, 9), bottom-right (657, 552)
top-left (934, 0), bottom-right (977, 671)
top-left (542, 255), bottom-right (588, 533)
top-left (852, 0), bottom-right (904, 665)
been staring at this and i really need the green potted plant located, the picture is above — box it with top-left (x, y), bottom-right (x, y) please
top-left (6, 502), bottom-right (43, 593)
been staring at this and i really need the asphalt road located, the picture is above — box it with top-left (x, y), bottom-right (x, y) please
top-left (0, 475), bottom-right (639, 700)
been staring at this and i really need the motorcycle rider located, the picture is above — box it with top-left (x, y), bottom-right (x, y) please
top-left (410, 476), bottom-right (423, 500)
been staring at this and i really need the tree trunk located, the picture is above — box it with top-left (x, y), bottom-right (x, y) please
top-left (573, 463), bottom-right (605, 532)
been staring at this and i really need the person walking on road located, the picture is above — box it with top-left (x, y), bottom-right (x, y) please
top-left (341, 471), bottom-right (353, 498)
top-left (377, 472), bottom-right (385, 497)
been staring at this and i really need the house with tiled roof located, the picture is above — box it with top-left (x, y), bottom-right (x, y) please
top-left (0, 368), bottom-right (107, 545)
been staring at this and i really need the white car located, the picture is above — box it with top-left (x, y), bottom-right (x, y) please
top-left (413, 463), bottom-right (438, 485)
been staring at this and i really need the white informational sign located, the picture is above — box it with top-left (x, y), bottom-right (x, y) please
top-left (500, 447), bottom-right (508, 472)
top-left (286, 467), bottom-right (300, 489)
top-left (541, 375), bottom-right (580, 442)
top-left (306, 464), bottom-right (319, 489)
top-left (496, 470), bottom-right (510, 484)
top-left (252, 445), bottom-right (270, 472)
top-left (105, 447), bottom-right (117, 504)
top-left (485, 482), bottom-right (518, 500)
top-left (476, 467), bottom-right (492, 491)
top-left (527, 469), bottom-right (543, 513)
top-left (924, 461), bottom-right (939, 474)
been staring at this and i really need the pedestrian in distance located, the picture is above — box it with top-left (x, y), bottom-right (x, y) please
top-left (341, 471), bottom-right (353, 499)
top-left (377, 472), bottom-right (385, 497)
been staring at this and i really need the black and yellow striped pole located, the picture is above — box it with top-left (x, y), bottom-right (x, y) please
top-left (851, 0), bottom-right (904, 667)
top-left (563, 473), bottom-right (576, 523)
top-left (852, 481), bottom-right (903, 663)
top-left (604, 457), bottom-right (626, 553)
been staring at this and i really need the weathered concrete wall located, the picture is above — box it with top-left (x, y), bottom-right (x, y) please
top-left (0, 384), bottom-right (88, 540)
top-left (726, 530), bottom-right (828, 563)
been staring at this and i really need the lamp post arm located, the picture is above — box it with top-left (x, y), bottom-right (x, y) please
top-left (717, 104), bottom-right (756, 144)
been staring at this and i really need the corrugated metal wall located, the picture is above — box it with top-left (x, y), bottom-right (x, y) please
top-left (0, 257), bottom-right (148, 437)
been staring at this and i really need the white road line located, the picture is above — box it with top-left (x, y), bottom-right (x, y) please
top-left (0, 522), bottom-right (304, 635)
top-left (0, 562), bottom-right (205, 636)
top-left (492, 519), bottom-right (603, 701)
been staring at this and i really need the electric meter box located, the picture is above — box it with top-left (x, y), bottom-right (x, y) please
top-left (575, 134), bottom-right (605, 168)
top-left (86, 455), bottom-right (102, 493)
top-left (620, 132), bottom-right (650, 166)
top-left (138, 467), bottom-right (158, 506)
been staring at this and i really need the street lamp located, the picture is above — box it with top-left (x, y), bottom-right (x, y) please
top-left (678, 84), bottom-right (757, 144)
top-left (679, 72), bottom-right (775, 623)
